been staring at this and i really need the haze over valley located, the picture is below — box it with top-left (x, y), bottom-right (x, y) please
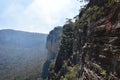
top-left (0, 29), bottom-right (47, 80)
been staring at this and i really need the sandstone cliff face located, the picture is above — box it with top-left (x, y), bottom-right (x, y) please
top-left (46, 27), bottom-right (62, 60)
top-left (48, 0), bottom-right (120, 80)
top-left (41, 27), bottom-right (62, 79)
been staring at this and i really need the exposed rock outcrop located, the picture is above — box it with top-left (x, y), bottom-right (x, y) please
top-left (46, 27), bottom-right (62, 60)
top-left (48, 0), bottom-right (120, 80)
top-left (41, 27), bottom-right (62, 79)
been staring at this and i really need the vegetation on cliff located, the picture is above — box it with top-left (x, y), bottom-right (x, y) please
top-left (47, 0), bottom-right (120, 80)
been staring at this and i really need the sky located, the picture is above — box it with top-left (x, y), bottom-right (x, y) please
top-left (0, 0), bottom-right (87, 34)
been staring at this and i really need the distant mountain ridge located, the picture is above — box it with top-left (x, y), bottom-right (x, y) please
top-left (0, 29), bottom-right (47, 48)
top-left (0, 29), bottom-right (47, 80)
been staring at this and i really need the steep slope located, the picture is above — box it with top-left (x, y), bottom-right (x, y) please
top-left (41, 27), bottom-right (62, 79)
top-left (46, 27), bottom-right (62, 60)
top-left (0, 29), bottom-right (47, 80)
top-left (48, 0), bottom-right (120, 80)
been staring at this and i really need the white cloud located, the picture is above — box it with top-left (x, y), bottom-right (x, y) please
top-left (0, 0), bottom-right (87, 33)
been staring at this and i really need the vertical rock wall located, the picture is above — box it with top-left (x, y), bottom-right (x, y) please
top-left (48, 0), bottom-right (120, 80)
top-left (41, 27), bottom-right (62, 79)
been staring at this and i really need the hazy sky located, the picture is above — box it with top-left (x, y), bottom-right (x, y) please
top-left (0, 0), bottom-right (87, 33)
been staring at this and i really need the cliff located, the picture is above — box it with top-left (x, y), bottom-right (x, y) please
top-left (46, 26), bottom-right (63, 60)
top-left (41, 27), bottom-right (62, 79)
top-left (48, 0), bottom-right (120, 80)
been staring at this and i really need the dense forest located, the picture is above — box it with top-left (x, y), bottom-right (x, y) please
top-left (0, 29), bottom-right (47, 80)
